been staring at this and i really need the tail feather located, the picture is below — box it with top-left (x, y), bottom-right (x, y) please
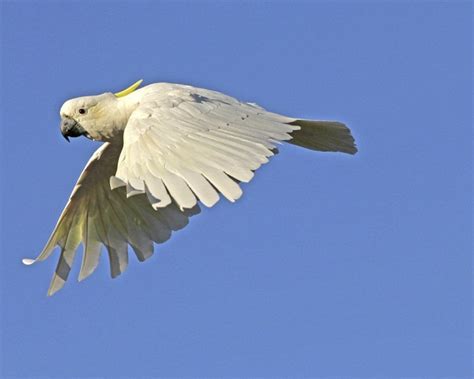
top-left (287, 120), bottom-right (358, 155)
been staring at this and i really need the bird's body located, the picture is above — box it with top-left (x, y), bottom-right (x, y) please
top-left (24, 80), bottom-right (357, 295)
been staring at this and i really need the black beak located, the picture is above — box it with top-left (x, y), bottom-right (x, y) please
top-left (60, 117), bottom-right (86, 142)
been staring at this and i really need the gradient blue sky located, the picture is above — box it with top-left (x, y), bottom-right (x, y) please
top-left (1, 1), bottom-right (471, 378)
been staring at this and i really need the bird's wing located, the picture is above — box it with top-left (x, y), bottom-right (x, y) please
top-left (112, 86), bottom-right (300, 210)
top-left (24, 142), bottom-right (199, 296)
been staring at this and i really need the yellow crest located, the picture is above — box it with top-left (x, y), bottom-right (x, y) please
top-left (114, 79), bottom-right (143, 98)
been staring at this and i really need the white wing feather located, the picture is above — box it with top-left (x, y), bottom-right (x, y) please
top-left (24, 142), bottom-right (199, 296)
top-left (113, 85), bottom-right (300, 210)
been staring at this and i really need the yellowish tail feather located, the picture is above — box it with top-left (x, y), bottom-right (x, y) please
top-left (287, 120), bottom-right (358, 155)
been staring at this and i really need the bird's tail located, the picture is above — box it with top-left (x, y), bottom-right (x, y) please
top-left (287, 120), bottom-right (357, 155)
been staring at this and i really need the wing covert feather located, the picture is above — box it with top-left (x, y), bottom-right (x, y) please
top-left (113, 85), bottom-right (300, 210)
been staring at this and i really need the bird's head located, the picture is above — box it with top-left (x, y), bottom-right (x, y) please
top-left (59, 80), bottom-right (143, 142)
top-left (60, 94), bottom-right (115, 141)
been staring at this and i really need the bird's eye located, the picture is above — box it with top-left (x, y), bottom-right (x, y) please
top-left (78, 108), bottom-right (86, 114)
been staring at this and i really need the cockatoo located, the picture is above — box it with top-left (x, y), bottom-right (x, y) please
top-left (23, 80), bottom-right (357, 296)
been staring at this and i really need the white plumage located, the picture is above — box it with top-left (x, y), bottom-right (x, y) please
top-left (24, 80), bottom-right (357, 295)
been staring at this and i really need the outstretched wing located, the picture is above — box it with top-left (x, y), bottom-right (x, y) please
top-left (24, 142), bottom-right (199, 296)
top-left (111, 85), bottom-right (300, 210)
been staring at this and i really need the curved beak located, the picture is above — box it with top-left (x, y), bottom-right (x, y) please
top-left (60, 117), bottom-right (86, 142)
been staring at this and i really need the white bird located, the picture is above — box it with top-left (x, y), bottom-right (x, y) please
top-left (23, 80), bottom-right (357, 296)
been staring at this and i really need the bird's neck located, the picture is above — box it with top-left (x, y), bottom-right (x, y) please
top-left (93, 94), bottom-right (141, 142)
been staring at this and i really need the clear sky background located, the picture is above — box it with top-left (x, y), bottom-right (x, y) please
top-left (0, 1), bottom-right (471, 378)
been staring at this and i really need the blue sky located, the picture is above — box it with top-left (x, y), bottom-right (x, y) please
top-left (0, 1), bottom-right (471, 377)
